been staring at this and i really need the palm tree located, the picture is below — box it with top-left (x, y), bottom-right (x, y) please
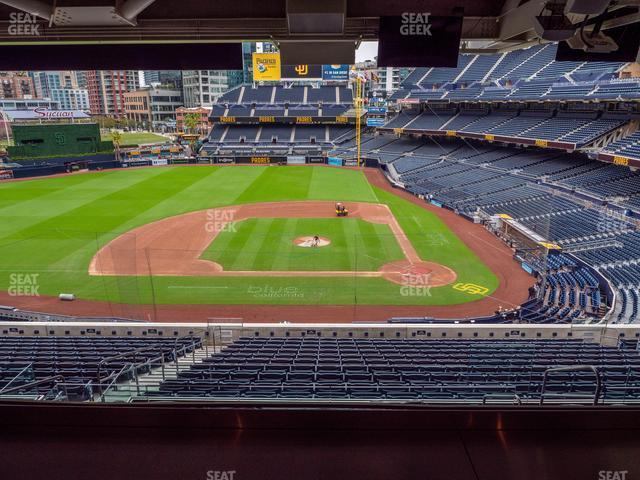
top-left (111, 130), bottom-right (122, 161)
top-left (184, 112), bottom-right (200, 136)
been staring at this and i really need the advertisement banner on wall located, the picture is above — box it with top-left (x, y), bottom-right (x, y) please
top-left (152, 158), bottom-right (168, 166)
top-left (328, 157), bottom-right (343, 167)
top-left (322, 64), bottom-right (350, 81)
top-left (122, 160), bottom-right (152, 168)
top-left (252, 52), bottom-right (281, 81)
top-left (308, 156), bottom-right (326, 164)
top-left (281, 64), bottom-right (322, 80)
top-left (397, 98), bottom-right (421, 105)
top-left (235, 156), bottom-right (286, 164)
top-left (343, 158), bottom-right (359, 167)
top-left (249, 156), bottom-right (272, 164)
top-left (366, 118), bottom-right (386, 127)
top-left (216, 157), bottom-right (235, 164)
top-left (0, 169), bottom-right (13, 180)
top-left (367, 106), bottom-right (388, 115)
top-left (286, 155), bottom-right (306, 165)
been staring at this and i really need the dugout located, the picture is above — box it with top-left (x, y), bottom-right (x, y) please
top-left (493, 214), bottom-right (562, 252)
top-left (493, 214), bottom-right (562, 273)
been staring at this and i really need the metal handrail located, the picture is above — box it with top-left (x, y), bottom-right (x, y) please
top-left (96, 335), bottom-right (205, 399)
top-left (172, 334), bottom-right (206, 374)
top-left (482, 393), bottom-right (523, 405)
top-left (97, 345), bottom-right (164, 381)
top-left (96, 344), bottom-right (178, 395)
top-left (540, 365), bottom-right (601, 406)
top-left (175, 333), bottom-right (205, 356)
top-left (0, 374), bottom-right (68, 399)
top-left (0, 362), bottom-right (34, 394)
top-left (100, 363), bottom-right (135, 402)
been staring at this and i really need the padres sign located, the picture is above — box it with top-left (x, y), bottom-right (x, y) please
top-left (252, 53), bottom-right (281, 81)
top-left (281, 64), bottom-right (322, 80)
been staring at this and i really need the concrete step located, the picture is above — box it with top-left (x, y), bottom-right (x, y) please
top-left (97, 346), bottom-right (212, 402)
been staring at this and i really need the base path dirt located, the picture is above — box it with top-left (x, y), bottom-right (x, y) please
top-left (89, 200), bottom-right (455, 287)
top-left (379, 260), bottom-right (457, 286)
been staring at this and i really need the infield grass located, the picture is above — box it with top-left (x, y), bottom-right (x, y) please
top-left (201, 217), bottom-right (405, 271)
top-left (0, 165), bottom-right (498, 306)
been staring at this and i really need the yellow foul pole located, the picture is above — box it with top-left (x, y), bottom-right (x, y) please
top-left (355, 77), bottom-right (363, 167)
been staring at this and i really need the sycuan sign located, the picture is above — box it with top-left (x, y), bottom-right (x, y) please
top-left (33, 108), bottom-right (76, 119)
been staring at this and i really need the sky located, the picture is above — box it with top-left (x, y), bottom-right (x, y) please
top-left (356, 41), bottom-right (379, 63)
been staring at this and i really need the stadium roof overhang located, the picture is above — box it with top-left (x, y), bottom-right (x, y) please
top-left (0, 0), bottom-right (638, 67)
top-left (0, 0), bottom-right (506, 44)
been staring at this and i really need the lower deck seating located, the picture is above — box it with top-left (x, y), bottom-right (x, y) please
top-left (357, 135), bottom-right (639, 323)
top-left (149, 337), bottom-right (640, 402)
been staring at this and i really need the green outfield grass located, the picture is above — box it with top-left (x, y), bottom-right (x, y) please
top-left (201, 217), bottom-right (405, 271)
top-left (101, 131), bottom-right (167, 146)
top-left (0, 165), bottom-right (498, 306)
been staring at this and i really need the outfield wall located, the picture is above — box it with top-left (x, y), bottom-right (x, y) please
top-left (5, 154), bottom-right (117, 179)
top-left (0, 153), bottom-right (379, 182)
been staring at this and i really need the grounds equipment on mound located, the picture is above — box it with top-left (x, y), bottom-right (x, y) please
top-left (335, 202), bottom-right (348, 217)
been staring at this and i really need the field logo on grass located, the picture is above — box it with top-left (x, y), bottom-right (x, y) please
top-left (8, 273), bottom-right (40, 296)
top-left (596, 211), bottom-right (628, 234)
top-left (247, 285), bottom-right (304, 299)
top-left (400, 272), bottom-right (432, 297)
top-left (453, 282), bottom-right (488, 296)
top-left (206, 471), bottom-right (236, 480)
top-left (8, 12), bottom-right (40, 36)
top-left (205, 209), bottom-right (237, 234)
top-left (424, 232), bottom-right (449, 247)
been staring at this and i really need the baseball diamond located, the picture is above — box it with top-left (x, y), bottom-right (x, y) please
top-left (0, 165), bottom-right (532, 321)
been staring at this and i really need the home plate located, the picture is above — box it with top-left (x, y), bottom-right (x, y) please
top-left (293, 236), bottom-right (331, 248)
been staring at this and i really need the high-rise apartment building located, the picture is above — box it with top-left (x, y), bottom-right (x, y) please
top-left (85, 70), bottom-right (140, 116)
top-left (0, 72), bottom-right (36, 99)
top-left (376, 67), bottom-right (411, 95)
top-left (123, 86), bottom-right (183, 131)
top-left (181, 70), bottom-right (242, 108)
top-left (143, 71), bottom-right (183, 88)
top-left (30, 71), bottom-right (80, 98)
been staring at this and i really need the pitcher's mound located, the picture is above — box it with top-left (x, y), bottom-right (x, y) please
top-left (379, 260), bottom-right (457, 287)
top-left (294, 236), bottom-right (331, 248)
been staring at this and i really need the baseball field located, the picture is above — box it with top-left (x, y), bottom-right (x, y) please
top-left (0, 165), bottom-right (505, 311)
